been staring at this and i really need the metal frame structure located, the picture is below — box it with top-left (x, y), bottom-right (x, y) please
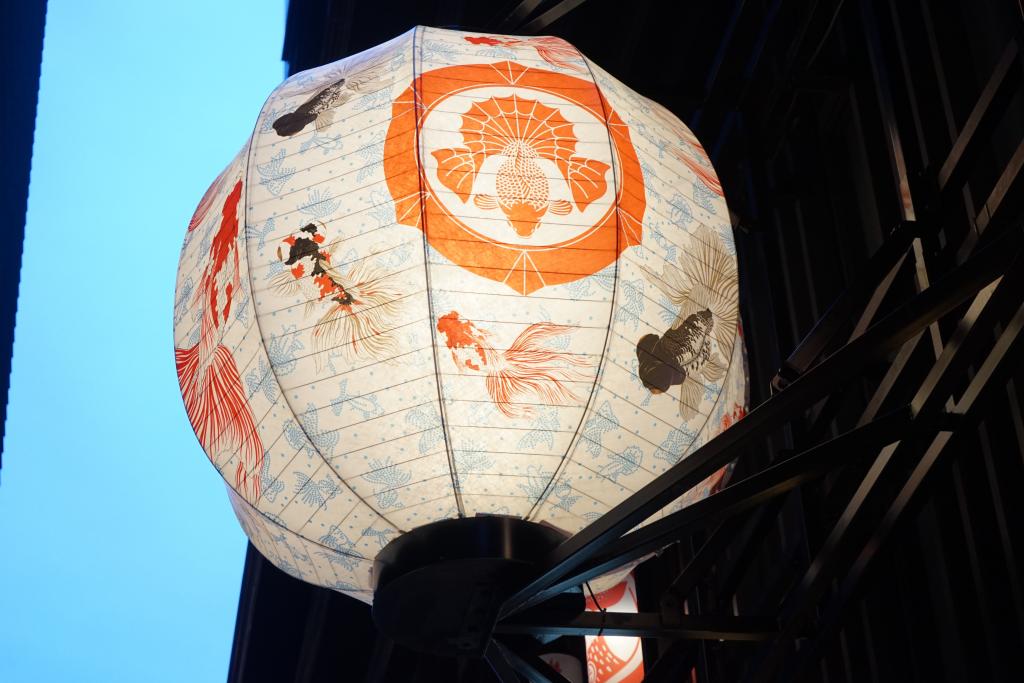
top-left (230, 2), bottom-right (1024, 680)
top-left (474, 223), bottom-right (1023, 682)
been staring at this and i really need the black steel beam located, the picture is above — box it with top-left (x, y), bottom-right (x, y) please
top-left (495, 639), bottom-right (570, 683)
top-left (521, 0), bottom-right (588, 34)
top-left (937, 39), bottom-right (1021, 194)
top-left (643, 640), bottom-right (698, 683)
top-left (790, 296), bottom-right (1024, 680)
top-left (772, 221), bottom-right (916, 392)
top-left (496, 612), bottom-right (777, 641)
top-left (500, 229), bottom-right (1015, 619)
top-left (507, 408), bottom-right (912, 613)
top-left (664, 516), bottom-right (744, 602)
top-left (485, 640), bottom-right (523, 683)
top-left (747, 246), bottom-right (1023, 682)
top-left (495, 0), bottom-right (545, 31)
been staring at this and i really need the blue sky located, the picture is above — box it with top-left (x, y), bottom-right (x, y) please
top-left (0, 2), bottom-right (286, 680)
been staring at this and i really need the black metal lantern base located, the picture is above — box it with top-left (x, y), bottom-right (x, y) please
top-left (371, 516), bottom-right (572, 658)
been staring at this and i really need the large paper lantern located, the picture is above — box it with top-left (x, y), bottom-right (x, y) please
top-left (174, 25), bottom-right (745, 635)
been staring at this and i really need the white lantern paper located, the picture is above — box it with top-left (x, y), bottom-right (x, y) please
top-left (174, 26), bottom-right (747, 603)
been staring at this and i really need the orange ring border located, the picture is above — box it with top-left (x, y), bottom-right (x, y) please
top-left (384, 60), bottom-right (646, 295)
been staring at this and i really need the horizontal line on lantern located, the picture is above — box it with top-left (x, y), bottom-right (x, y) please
top-left (432, 286), bottom-right (610, 304)
top-left (444, 423), bottom-right (579, 433)
top-left (246, 120), bottom-right (624, 215)
top-left (425, 261), bottom-right (616, 280)
top-left (451, 448), bottom-right (565, 459)
top-left (347, 447), bottom-right (451, 476)
top-left (270, 73), bottom-right (402, 117)
top-left (264, 316), bottom-right (431, 373)
top-left (330, 424), bottom-right (449, 459)
top-left (617, 250), bottom-right (739, 328)
top-left (308, 399), bottom-right (438, 437)
top-left (412, 70), bottom-right (599, 93)
top-left (246, 223), bottom-right (419, 279)
top-left (255, 261), bottom-right (424, 317)
top-left (365, 472), bottom-right (457, 496)
top-left (276, 343), bottom-right (435, 393)
top-left (573, 430), bottom-right (669, 483)
top-left (250, 112), bottom-right (407, 169)
top-left (432, 316), bottom-right (606, 331)
top-left (422, 222), bottom-right (621, 244)
top-left (418, 115), bottom-right (614, 133)
top-left (416, 48), bottom-right (588, 72)
top-left (442, 396), bottom-right (594, 410)
top-left (605, 310), bottom-right (730, 405)
top-left (248, 237), bottom-right (420, 290)
top-left (253, 99), bottom-right (407, 153)
top-left (296, 373), bottom-right (438, 430)
top-left (250, 105), bottom-right (726, 241)
top-left (537, 461), bottom-right (643, 504)
top-left (247, 153), bottom-right (634, 220)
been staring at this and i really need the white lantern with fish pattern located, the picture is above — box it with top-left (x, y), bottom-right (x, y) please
top-left (173, 27), bottom-right (746, 627)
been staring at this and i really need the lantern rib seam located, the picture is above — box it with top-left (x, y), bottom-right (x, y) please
top-left (239, 82), bottom-right (401, 553)
top-left (526, 51), bottom-right (624, 522)
top-left (411, 25), bottom-right (465, 517)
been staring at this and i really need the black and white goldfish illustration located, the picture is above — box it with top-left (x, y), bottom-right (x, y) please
top-left (271, 222), bottom-right (404, 369)
top-left (637, 225), bottom-right (738, 418)
top-left (272, 57), bottom-right (394, 137)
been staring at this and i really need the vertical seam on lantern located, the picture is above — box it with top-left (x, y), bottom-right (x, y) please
top-left (239, 73), bottom-right (401, 542)
top-left (526, 51), bottom-right (625, 522)
top-left (412, 25), bottom-right (465, 517)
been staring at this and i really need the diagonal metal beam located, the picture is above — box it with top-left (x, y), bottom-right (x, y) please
top-left (507, 408), bottom-right (912, 613)
top-left (521, 0), bottom-right (589, 33)
top-left (496, 611), bottom-right (777, 641)
top-left (772, 220), bottom-right (916, 392)
top-left (495, 0), bottom-right (545, 31)
top-left (494, 638), bottom-right (571, 683)
top-left (746, 245), bottom-right (1023, 683)
top-left (664, 516), bottom-right (745, 602)
top-left (643, 639), bottom-right (698, 683)
top-left (500, 227), bottom-right (1017, 621)
top-left (485, 640), bottom-right (523, 683)
top-left (790, 296), bottom-right (1024, 680)
top-left (937, 38), bottom-right (1020, 193)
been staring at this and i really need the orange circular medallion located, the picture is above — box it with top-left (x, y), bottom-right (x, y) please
top-left (384, 60), bottom-right (645, 294)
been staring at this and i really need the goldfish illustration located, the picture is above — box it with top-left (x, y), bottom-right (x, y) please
top-left (637, 225), bottom-right (738, 417)
top-left (272, 56), bottom-right (393, 137)
top-left (652, 105), bottom-right (723, 196)
top-left (176, 178), bottom-right (264, 498)
top-left (433, 94), bottom-right (610, 239)
top-left (464, 35), bottom-right (585, 72)
top-left (270, 221), bottom-right (404, 369)
top-left (436, 311), bottom-right (591, 418)
top-left (187, 166), bottom-right (232, 233)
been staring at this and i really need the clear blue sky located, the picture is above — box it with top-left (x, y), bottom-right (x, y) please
top-left (0, 2), bottom-right (286, 680)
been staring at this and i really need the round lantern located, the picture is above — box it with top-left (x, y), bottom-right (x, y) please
top-left (174, 25), bottom-right (746, 648)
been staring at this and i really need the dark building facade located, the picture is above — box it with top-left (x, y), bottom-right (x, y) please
top-left (229, 2), bottom-right (1024, 681)
top-left (0, 1), bottom-right (48, 477)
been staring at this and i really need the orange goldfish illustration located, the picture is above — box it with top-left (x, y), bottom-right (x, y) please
top-left (176, 179), bottom-right (264, 499)
top-left (433, 94), bottom-right (610, 239)
top-left (464, 35), bottom-right (585, 73)
top-left (270, 221), bottom-right (404, 369)
top-left (436, 311), bottom-right (590, 418)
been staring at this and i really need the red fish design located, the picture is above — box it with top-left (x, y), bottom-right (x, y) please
top-left (433, 94), bottom-right (610, 239)
top-left (176, 179), bottom-right (264, 499)
top-left (436, 311), bottom-right (590, 418)
top-left (464, 35), bottom-right (585, 73)
top-left (271, 221), bottom-right (404, 369)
